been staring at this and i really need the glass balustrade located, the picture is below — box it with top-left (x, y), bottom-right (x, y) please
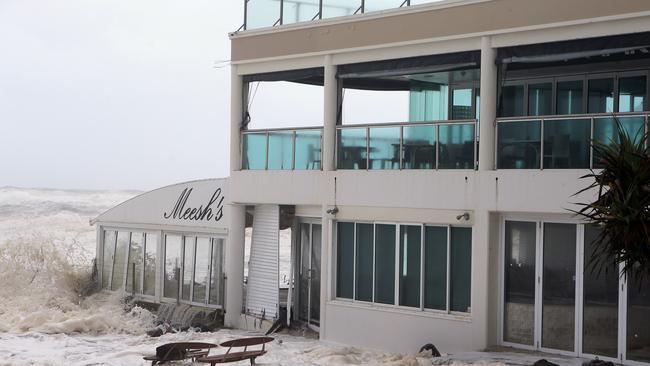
top-left (242, 128), bottom-right (322, 170)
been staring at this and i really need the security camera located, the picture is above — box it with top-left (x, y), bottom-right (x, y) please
top-left (456, 212), bottom-right (470, 221)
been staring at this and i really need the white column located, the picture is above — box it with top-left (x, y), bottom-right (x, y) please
top-left (225, 204), bottom-right (246, 328)
top-left (230, 66), bottom-right (244, 172)
top-left (323, 55), bottom-right (337, 172)
top-left (479, 36), bottom-right (497, 171)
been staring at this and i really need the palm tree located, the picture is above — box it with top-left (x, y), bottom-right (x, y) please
top-left (574, 119), bottom-right (650, 285)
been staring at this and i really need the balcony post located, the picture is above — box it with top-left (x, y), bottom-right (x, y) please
top-left (231, 66), bottom-right (244, 172)
top-left (323, 55), bottom-right (337, 171)
top-left (479, 36), bottom-right (497, 171)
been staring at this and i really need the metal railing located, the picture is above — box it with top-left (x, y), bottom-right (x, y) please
top-left (241, 127), bottom-right (323, 170)
top-left (336, 120), bottom-right (478, 170)
top-left (495, 112), bottom-right (649, 170)
top-left (241, 0), bottom-right (438, 31)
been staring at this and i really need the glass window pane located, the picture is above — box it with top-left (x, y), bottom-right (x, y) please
top-left (619, 76), bottom-right (647, 112)
top-left (337, 128), bottom-right (367, 169)
top-left (410, 84), bottom-right (449, 121)
top-left (593, 116), bottom-right (645, 168)
top-left (504, 221), bottom-right (537, 345)
top-left (242, 133), bottom-right (267, 170)
top-left (399, 225), bottom-right (421, 307)
top-left (267, 131), bottom-right (294, 170)
top-left (588, 78), bottom-right (614, 113)
top-left (528, 83), bottom-right (552, 116)
top-left (298, 224), bottom-right (310, 321)
top-left (369, 127), bottom-right (400, 170)
top-left (193, 237), bottom-right (211, 303)
top-left (295, 130), bottom-right (321, 170)
top-left (164, 234), bottom-right (182, 299)
top-left (322, 0), bottom-right (359, 19)
top-left (542, 223), bottom-right (576, 352)
top-left (111, 231), bottom-right (130, 291)
top-left (583, 225), bottom-right (618, 358)
top-left (209, 239), bottom-right (224, 305)
top-left (364, 0), bottom-right (404, 12)
top-left (452, 88), bottom-right (473, 120)
top-left (355, 223), bottom-right (373, 302)
top-left (543, 118), bottom-right (591, 169)
top-left (182, 236), bottom-right (195, 301)
top-left (126, 232), bottom-right (143, 294)
top-left (375, 224), bottom-right (395, 305)
top-left (402, 125), bottom-right (436, 169)
top-left (438, 123), bottom-right (475, 169)
top-left (497, 120), bottom-right (541, 169)
top-left (143, 233), bottom-right (157, 296)
top-left (283, 0), bottom-right (320, 25)
top-left (475, 88), bottom-right (481, 120)
top-left (627, 264), bottom-right (650, 362)
top-left (450, 227), bottom-right (471, 312)
top-left (500, 85), bottom-right (525, 117)
top-left (310, 225), bottom-right (322, 324)
top-left (424, 226), bottom-right (447, 310)
top-left (557, 80), bottom-right (584, 115)
top-left (336, 222), bottom-right (355, 299)
top-left (246, 0), bottom-right (280, 29)
top-left (102, 230), bottom-right (116, 289)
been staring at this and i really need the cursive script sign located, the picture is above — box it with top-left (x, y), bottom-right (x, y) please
top-left (164, 187), bottom-right (225, 222)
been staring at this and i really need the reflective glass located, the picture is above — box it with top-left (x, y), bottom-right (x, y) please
top-left (543, 118), bottom-right (591, 169)
top-left (402, 125), bottom-right (436, 169)
top-left (164, 234), bottom-right (182, 298)
top-left (246, 0), bottom-right (281, 29)
top-left (424, 226), bottom-right (447, 310)
top-left (497, 120), bottom-right (541, 169)
top-left (310, 225), bottom-right (322, 325)
top-left (375, 224), bottom-right (395, 305)
top-left (242, 133), bottom-right (267, 170)
top-left (143, 233), bottom-right (157, 296)
top-left (336, 222), bottom-right (354, 299)
top-left (267, 131), bottom-right (294, 170)
top-left (182, 236), bottom-right (195, 301)
top-left (500, 85), bottom-right (525, 117)
top-left (299, 224), bottom-right (310, 321)
top-left (542, 223), bottom-right (576, 352)
top-left (399, 225), bottom-right (421, 308)
top-left (504, 221), bottom-right (537, 345)
top-left (475, 88), bottom-right (481, 120)
top-left (588, 78), bottom-right (614, 113)
top-left (126, 232), bottom-right (143, 294)
top-left (112, 231), bottom-right (130, 291)
top-left (322, 0), bottom-right (359, 19)
top-left (355, 223), bottom-right (373, 302)
top-left (337, 128), bottom-right (367, 169)
top-left (369, 127), bottom-right (400, 170)
top-left (619, 76), bottom-right (647, 112)
top-left (364, 0), bottom-right (404, 12)
top-left (102, 230), bottom-right (116, 289)
top-left (209, 239), bottom-right (224, 305)
top-left (283, 0), bottom-right (320, 25)
top-left (295, 130), bottom-right (321, 170)
top-left (557, 80), bottom-right (584, 115)
top-left (627, 264), bottom-right (650, 362)
top-left (193, 237), bottom-right (211, 303)
top-left (528, 83), bottom-right (552, 116)
top-left (450, 227), bottom-right (471, 312)
top-left (410, 84), bottom-right (449, 121)
top-left (438, 123), bottom-right (475, 169)
top-left (583, 225), bottom-right (618, 358)
top-left (452, 88), bottom-right (473, 120)
top-left (593, 116), bottom-right (645, 167)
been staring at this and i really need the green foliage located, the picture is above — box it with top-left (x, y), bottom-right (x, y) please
top-left (574, 120), bottom-right (650, 285)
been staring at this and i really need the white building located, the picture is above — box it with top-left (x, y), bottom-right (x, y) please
top-left (224, 0), bottom-right (650, 364)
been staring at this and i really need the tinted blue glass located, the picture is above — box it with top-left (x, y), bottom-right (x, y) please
top-left (593, 116), bottom-right (645, 168)
top-left (452, 88), bottom-right (473, 120)
top-left (588, 78), bottom-right (614, 113)
top-left (543, 118), bottom-right (591, 169)
top-left (336, 222), bottom-right (354, 299)
top-left (450, 227), bottom-right (471, 312)
top-left (364, 0), bottom-right (404, 12)
top-left (243, 133), bottom-right (267, 170)
top-left (424, 226), bottom-right (447, 310)
top-left (322, 0), bottom-right (359, 19)
top-left (375, 224), bottom-right (395, 305)
top-left (497, 120), bottom-right (541, 169)
top-left (369, 127), bottom-right (400, 170)
top-left (438, 123), bottom-right (475, 169)
top-left (500, 85), bottom-right (525, 117)
top-left (337, 128), bottom-right (367, 169)
top-left (402, 125), bottom-right (436, 169)
top-left (557, 80), bottom-right (584, 115)
top-left (399, 225), bottom-right (421, 308)
top-left (283, 0), bottom-right (320, 25)
top-left (528, 83), bottom-right (552, 116)
top-left (619, 76), bottom-right (647, 112)
top-left (246, 0), bottom-right (281, 29)
top-left (267, 131), bottom-right (294, 170)
top-left (295, 130), bottom-right (322, 170)
top-left (355, 223), bottom-right (373, 302)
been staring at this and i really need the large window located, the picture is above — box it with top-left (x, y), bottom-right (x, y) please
top-left (336, 221), bottom-right (472, 314)
top-left (143, 233), bottom-right (157, 296)
top-left (126, 232), bottom-right (143, 293)
top-left (164, 234), bottom-right (182, 299)
top-left (111, 231), bottom-right (130, 291)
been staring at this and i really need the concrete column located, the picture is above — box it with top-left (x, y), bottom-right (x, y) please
top-left (230, 66), bottom-right (244, 172)
top-left (470, 209), bottom-right (491, 349)
top-left (479, 36), bottom-right (497, 171)
top-left (225, 204), bottom-right (246, 328)
top-left (323, 55), bottom-right (337, 172)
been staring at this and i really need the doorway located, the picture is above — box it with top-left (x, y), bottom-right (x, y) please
top-left (295, 221), bottom-right (321, 329)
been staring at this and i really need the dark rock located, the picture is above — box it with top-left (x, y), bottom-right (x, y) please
top-left (533, 359), bottom-right (559, 366)
top-left (419, 343), bottom-right (442, 357)
top-left (583, 360), bottom-right (615, 366)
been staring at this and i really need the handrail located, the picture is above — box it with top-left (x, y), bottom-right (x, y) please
top-left (336, 119), bottom-right (478, 129)
top-left (496, 111), bottom-right (649, 122)
top-left (243, 126), bottom-right (323, 133)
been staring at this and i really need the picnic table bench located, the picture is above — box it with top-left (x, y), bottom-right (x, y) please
top-left (197, 336), bottom-right (274, 365)
top-left (143, 342), bottom-right (217, 365)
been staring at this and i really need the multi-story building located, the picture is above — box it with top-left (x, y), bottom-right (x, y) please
top-left (219, 0), bottom-right (650, 364)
